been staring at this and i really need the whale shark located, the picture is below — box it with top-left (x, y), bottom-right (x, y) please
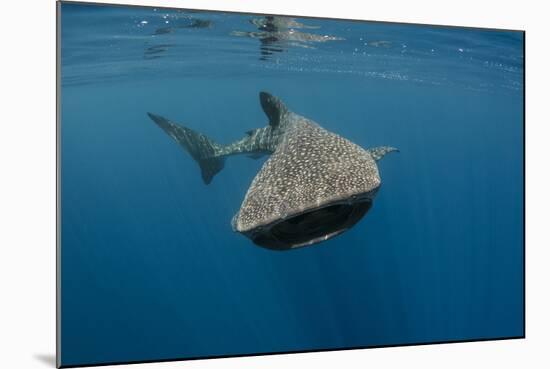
top-left (147, 92), bottom-right (397, 250)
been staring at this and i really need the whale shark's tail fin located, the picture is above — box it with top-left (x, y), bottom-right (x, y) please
top-left (367, 146), bottom-right (399, 161)
top-left (147, 113), bottom-right (225, 184)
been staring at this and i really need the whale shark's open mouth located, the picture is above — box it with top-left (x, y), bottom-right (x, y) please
top-left (246, 199), bottom-right (372, 250)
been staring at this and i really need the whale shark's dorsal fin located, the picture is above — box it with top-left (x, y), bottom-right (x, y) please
top-left (367, 146), bottom-right (399, 161)
top-left (259, 92), bottom-right (288, 127)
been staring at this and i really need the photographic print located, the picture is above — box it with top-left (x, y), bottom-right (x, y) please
top-left (58, 1), bottom-right (524, 367)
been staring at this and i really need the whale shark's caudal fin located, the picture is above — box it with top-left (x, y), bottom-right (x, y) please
top-left (147, 112), bottom-right (225, 184)
top-left (367, 146), bottom-right (399, 161)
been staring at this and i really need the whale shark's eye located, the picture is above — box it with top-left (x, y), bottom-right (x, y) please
top-left (250, 200), bottom-right (372, 250)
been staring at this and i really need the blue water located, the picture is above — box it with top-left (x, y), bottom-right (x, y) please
top-left (59, 2), bottom-right (524, 367)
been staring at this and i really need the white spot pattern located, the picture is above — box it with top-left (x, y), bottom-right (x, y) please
top-left (233, 113), bottom-right (381, 232)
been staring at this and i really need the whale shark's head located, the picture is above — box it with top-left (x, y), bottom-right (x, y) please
top-left (232, 105), bottom-right (382, 250)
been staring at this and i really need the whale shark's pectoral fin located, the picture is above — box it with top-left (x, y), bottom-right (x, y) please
top-left (259, 91), bottom-right (289, 127)
top-left (367, 146), bottom-right (399, 161)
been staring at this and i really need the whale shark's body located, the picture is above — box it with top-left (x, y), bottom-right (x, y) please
top-left (148, 92), bottom-right (397, 250)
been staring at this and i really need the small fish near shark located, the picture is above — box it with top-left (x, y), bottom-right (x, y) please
top-left (147, 92), bottom-right (398, 250)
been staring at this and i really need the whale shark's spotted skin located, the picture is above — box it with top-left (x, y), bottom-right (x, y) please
top-left (147, 92), bottom-right (397, 249)
top-left (232, 115), bottom-right (381, 235)
top-left (215, 124), bottom-right (283, 158)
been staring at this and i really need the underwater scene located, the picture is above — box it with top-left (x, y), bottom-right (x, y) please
top-left (59, 2), bottom-right (524, 367)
